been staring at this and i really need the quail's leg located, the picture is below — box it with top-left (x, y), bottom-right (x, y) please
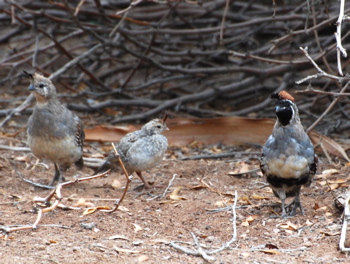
top-left (49, 164), bottom-right (66, 186)
top-left (49, 164), bottom-right (61, 186)
top-left (280, 197), bottom-right (288, 217)
top-left (276, 189), bottom-right (288, 218)
top-left (134, 171), bottom-right (150, 190)
top-left (289, 188), bottom-right (304, 216)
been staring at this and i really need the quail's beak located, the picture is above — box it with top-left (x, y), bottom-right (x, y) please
top-left (165, 127), bottom-right (170, 131)
top-left (28, 84), bottom-right (35, 91)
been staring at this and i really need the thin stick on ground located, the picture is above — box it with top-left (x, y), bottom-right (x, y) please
top-left (0, 205), bottom-right (66, 243)
top-left (33, 170), bottom-right (111, 209)
top-left (339, 194), bottom-right (350, 251)
top-left (1, 144), bottom-right (131, 238)
top-left (13, 162), bottom-right (55, 189)
top-left (99, 143), bottom-right (131, 213)
top-left (169, 190), bottom-right (238, 261)
top-left (159, 173), bottom-right (177, 199)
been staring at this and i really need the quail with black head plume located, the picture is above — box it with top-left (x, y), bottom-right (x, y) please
top-left (260, 91), bottom-right (317, 217)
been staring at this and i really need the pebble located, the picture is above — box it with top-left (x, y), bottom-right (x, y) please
top-left (80, 222), bottom-right (96, 230)
top-left (36, 244), bottom-right (46, 251)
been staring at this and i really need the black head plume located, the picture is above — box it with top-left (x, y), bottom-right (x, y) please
top-left (23, 71), bottom-right (33, 79)
top-left (271, 90), bottom-right (295, 126)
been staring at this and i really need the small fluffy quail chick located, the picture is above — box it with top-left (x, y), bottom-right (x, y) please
top-left (260, 91), bottom-right (317, 217)
top-left (25, 72), bottom-right (85, 186)
top-left (94, 117), bottom-right (169, 189)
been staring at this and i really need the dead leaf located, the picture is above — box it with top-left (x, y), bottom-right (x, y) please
top-left (210, 145), bottom-right (223, 153)
top-left (305, 219), bottom-right (314, 226)
top-left (75, 198), bottom-right (95, 208)
top-left (117, 206), bottom-right (130, 212)
top-left (280, 221), bottom-right (299, 231)
top-left (111, 179), bottom-right (123, 189)
top-left (228, 162), bottom-right (250, 176)
top-left (132, 223), bottom-right (143, 232)
top-left (241, 221), bottom-right (249, 227)
top-left (84, 116), bottom-right (349, 160)
top-left (214, 200), bottom-right (227, 207)
top-left (189, 185), bottom-right (206, 190)
top-left (138, 255), bottom-right (149, 262)
top-left (109, 235), bottom-right (130, 241)
top-left (261, 249), bottom-right (281, 255)
top-left (319, 230), bottom-right (340, 236)
top-left (316, 206), bottom-right (327, 211)
top-left (14, 156), bottom-right (31, 162)
top-left (328, 179), bottom-right (347, 184)
top-left (246, 215), bottom-right (259, 223)
top-left (310, 131), bottom-right (350, 161)
top-left (318, 179), bottom-right (348, 190)
top-left (84, 124), bottom-right (136, 142)
top-left (239, 196), bottom-right (252, 205)
top-left (150, 238), bottom-right (171, 244)
top-left (325, 212), bottom-right (333, 217)
top-left (327, 183), bottom-right (346, 191)
top-left (82, 206), bottom-right (111, 215)
top-left (113, 246), bottom-right (140, 254)
top-left (251, 194), bottom-right (269, 200)
top-left (169, 187), bottom-right (187, 200)
top-left (322, 169), bottom-right (339, 175)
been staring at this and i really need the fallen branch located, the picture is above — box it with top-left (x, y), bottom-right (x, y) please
top-left (179, 151), bottom-right (260, 160)
top-left (33, 143), bottom-right (130, 213)
top-left (159, 173), bottom-right (177, 199)
top-left (339, 194), bottom-right (350, 251)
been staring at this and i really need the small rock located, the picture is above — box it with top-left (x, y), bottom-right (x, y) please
top-left (72, 246), bottom-right (80, 252)
top-left (206, 236), bottom-right (215, 242)
top-left (36, 244), bottom-right (46, 251)
top-left (80, 222), bottom-right (96, 230)
top-left (132, 241), bottom-right (143, 246)
top-left (138, 255), bottom-right (149, 262)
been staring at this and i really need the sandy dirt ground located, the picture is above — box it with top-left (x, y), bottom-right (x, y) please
top-left (1, 113), bottom-right (350, 264)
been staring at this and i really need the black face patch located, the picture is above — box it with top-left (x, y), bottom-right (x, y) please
top-left (275, 100), bottom-right (293, 126)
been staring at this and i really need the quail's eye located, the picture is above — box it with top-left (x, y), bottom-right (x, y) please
top-left (39, 83), bottom-right (44, 88)
top-left (156, 125), bottom-right (161, 129)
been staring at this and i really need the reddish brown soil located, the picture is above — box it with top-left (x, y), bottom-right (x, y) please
top-left (1, 117), bottom-right (349, 263)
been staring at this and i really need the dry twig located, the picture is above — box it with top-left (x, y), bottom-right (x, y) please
top-left (339, 194), bottom-right (350, 251)
top-left (0, 1), bottom-right (349, 128)
top-left (169, 190), bottom-right (238, 261)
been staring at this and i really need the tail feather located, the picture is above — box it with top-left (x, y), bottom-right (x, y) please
top-left (93, 152), bottom-right (120, 175)
top-left (93, 160), bottom-right (112, 175)
top-left (75, 156), bottom-right (84, 170)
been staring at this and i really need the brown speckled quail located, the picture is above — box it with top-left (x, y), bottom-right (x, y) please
top-left (260, 91), bottom-right (317, 217)
top-left (94, 118), bottom-right (169, 189)
top-left (25, 72), bottom-right (85, 186)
